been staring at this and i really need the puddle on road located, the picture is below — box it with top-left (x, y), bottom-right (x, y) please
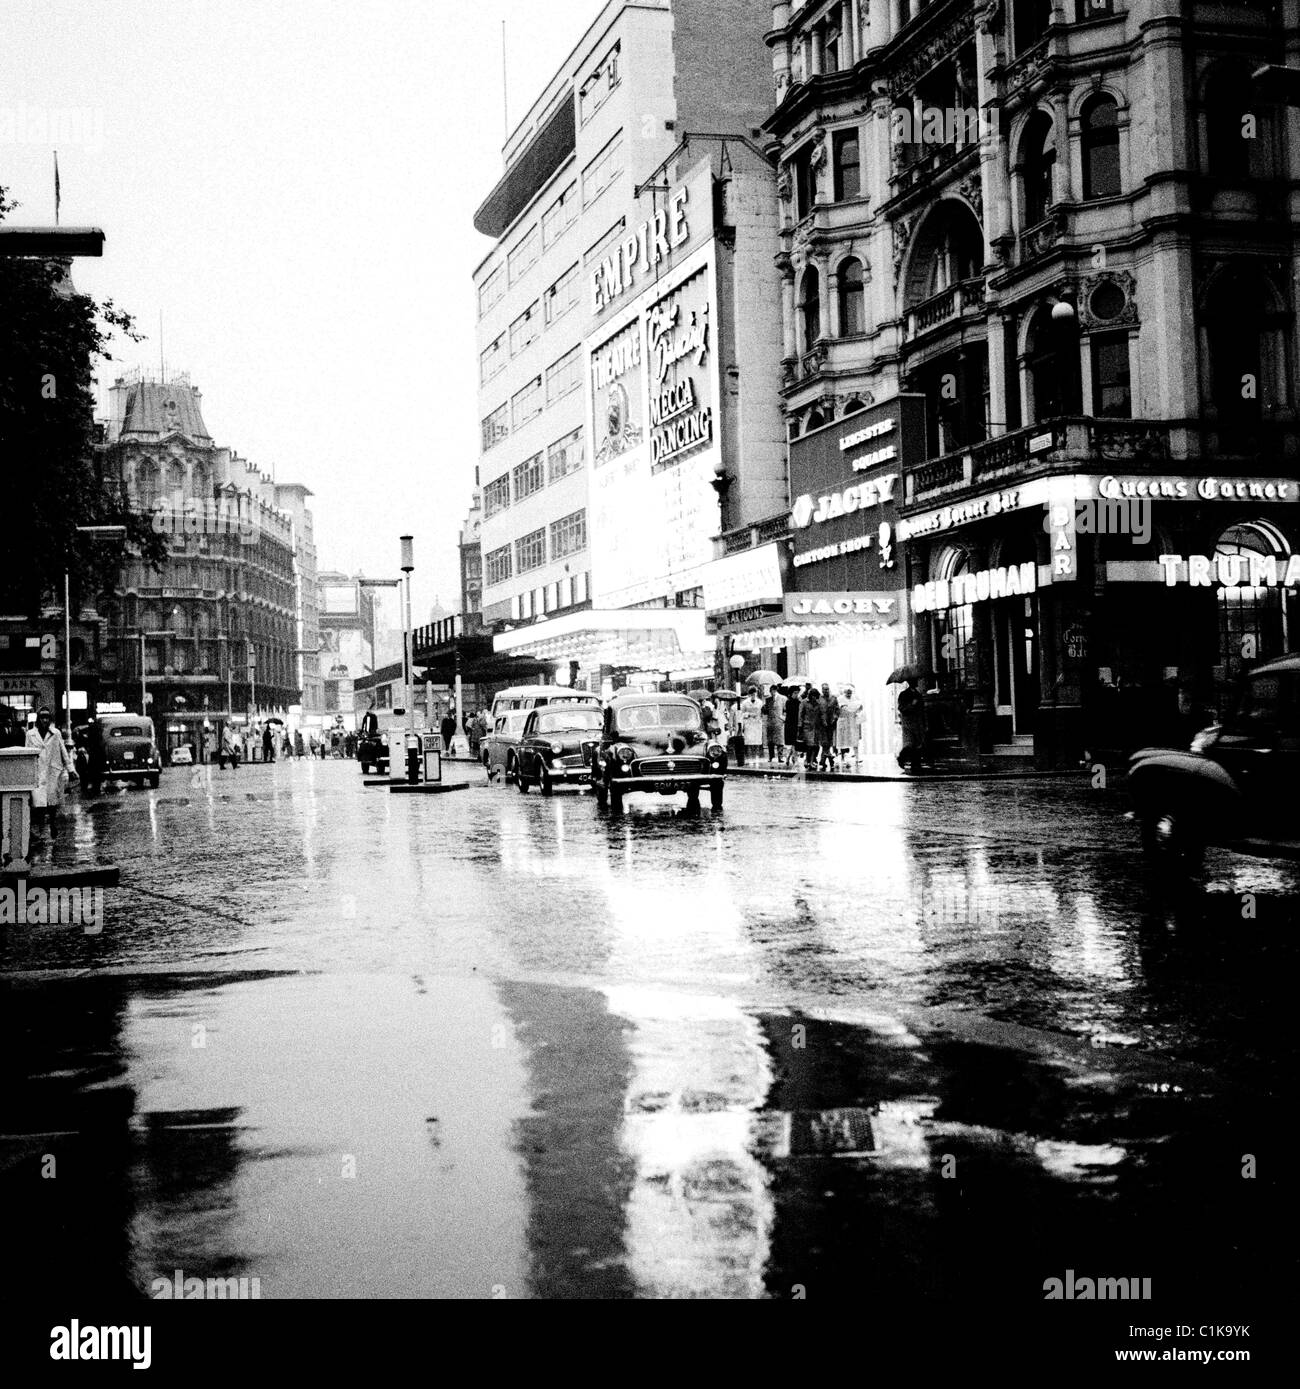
top-left (0, 970), bottom-right (1279, 1304)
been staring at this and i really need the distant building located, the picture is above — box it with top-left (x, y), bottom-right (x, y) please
top-left (274, 482), bottom-right (323, 720)
top-left (317, 570), bottom-right (379, 725)
top-left (459, 491), bottom-right (483, 635)
top-left (97, 373), bottom-right (305, 752)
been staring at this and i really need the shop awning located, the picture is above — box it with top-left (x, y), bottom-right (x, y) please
top-left (493, 609), bottom-right (714, 670)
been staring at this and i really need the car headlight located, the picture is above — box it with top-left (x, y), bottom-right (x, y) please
top-left (706, 742), bottom-right (725, 758)
top-left (550, 742), bottom-right (565, 755)
top-left (615, 744), bottom-right (636, 763)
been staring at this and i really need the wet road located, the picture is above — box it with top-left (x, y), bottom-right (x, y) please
top-left (2, 759), bottom-right (1294, 1305)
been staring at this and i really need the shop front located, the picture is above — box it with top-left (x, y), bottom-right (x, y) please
top-left (783, 395), bottom-right (924, 756)
top-left (701, 537), bottom-right (791, 689)
top-left (899, 468), bottom-right (1300, 764)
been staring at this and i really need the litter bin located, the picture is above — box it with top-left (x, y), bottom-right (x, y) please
top-left (0, 746), bottom-right (40, 873)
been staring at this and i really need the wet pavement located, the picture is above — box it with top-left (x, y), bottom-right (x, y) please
top-left (2, 757), bottom-right (1294, 1308)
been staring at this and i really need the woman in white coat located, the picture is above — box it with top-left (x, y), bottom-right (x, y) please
top-left (836, 687), bottom-right (865, 765)
top-left (26, 706), bottom-right (76, 820)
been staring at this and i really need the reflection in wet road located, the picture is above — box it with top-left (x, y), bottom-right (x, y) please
top-left (2, 760), bottom-right (1293, 1301)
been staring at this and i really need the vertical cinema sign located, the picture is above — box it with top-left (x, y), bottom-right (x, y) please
top-left (647, 265), bottom-right (713, 471)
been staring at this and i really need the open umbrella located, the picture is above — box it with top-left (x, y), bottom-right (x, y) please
top-left (685, 688), bottom-right (713, 701)
top-left (747, 669), bottom-right (782, 688)
top-left (264, 715), bottom-right (286, 725)
top-left (886, 664), bottom-right (933, 685)
top-left (709, 689), bottom-right (741, 702)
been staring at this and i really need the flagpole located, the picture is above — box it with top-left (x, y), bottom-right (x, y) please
top-left (53, 150), bottom-right (60, 226)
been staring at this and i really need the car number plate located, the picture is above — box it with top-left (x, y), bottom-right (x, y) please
top-left (122, 750), bottom-right (134, 760)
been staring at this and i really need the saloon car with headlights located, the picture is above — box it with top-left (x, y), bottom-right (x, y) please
top-left (589, 693), bottom-right (726, 812)
top-left (1128, 655), bottom-right (1300, 870)
top-left (515, 705), bottom-right (605, 795)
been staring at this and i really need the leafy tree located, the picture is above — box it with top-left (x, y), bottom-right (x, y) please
top-left (0, 185), bottom-right (165, 617)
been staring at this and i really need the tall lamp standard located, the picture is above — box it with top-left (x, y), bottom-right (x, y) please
top-left (400, 536), bottom-right (415, 739)
top-left (65, 524), bottom-right (127, 740)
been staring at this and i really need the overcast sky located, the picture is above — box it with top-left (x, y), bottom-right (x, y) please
top-left (0, 0), bottom-right (600, 627)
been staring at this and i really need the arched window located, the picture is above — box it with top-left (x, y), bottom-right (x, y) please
top-left (1215, 522), bottom-right (1291, 686)
top-left (804, 408), bottom-right (826, 433)
top-left (798, 268), bottom-right (822, 350)
top-left (1026, 306), bottom-right (1081, 421)
top-left (1202, 268), bottom-right (1289, 421)
top-left (842, 398), bottom-right (867, 417)
top-left (1020, 111), bottom-right (1056, 226)
top-left (838, 258), bottom-right (865, 336)
top-left (1081, 95), bottom-right (1120, 199)
top-left (136, 461), bottom-right (160, 510)
top-left (904, 200), bottom-right (984, 307)
top-left (934, 548), bottom-right (977, 690)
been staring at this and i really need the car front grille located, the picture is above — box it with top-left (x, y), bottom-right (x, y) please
top-left (637, 757), bottom-right (707, 776)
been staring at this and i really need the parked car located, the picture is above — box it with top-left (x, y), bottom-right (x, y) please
top-left (80, 714), bottom-right (163, 792)
top-left (483, 709), bottom-right (534, 784)
top-left (357, 710), bottom-right (388, 775)
top-left (515, 705), bottom-right (605, 795)
top-left (590, 693), bottom-right (727, 812)
top-left (170, 745), bottom-right (193, 766)
top-left (1128, 655), bottom-right (1300, 869)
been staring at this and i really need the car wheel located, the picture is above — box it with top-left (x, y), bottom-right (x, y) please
top-left (685, 789), bottom-right (700, 811)
top-left (608, 784), bottom-right (624, 814)
top-left (505, 755), bottom-right (517, 786)
top-left (594, 779), bottom-right (607, 808)
top-left (148, 774), bottom-right (160, 789)
top-left (539, 768), bottom-right (553, 797)
top-left (517, 761), bottom-right (531, 793)
top-left (1140, 810), bottom-right (1204, 873)
top-left (710, 782), bottom-right (724, 811)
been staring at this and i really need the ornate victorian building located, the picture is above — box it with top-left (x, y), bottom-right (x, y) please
top-left (763, 0), bottom-right (1299, 764)
top-left (98, 374), bottom-right (306, 752)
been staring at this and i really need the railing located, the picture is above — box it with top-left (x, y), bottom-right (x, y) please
top-left (714, 515), bottom-right (792, 559)
top-left (904, 277), bottom-right (986, 341)
top-left (911, 453), bottom-right (966, 494)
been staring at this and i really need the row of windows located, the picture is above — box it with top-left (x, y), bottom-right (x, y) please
top-left (484, 510), bottom-right (588, 585)
top-left (479, 263), bottom-right (582, 385)
top-left (477, 172), bottom-right (583, 321)
top-left (796, 257), bottom-right (866, 350)
top-left (481, 345), bottom-right (584, 450)
top-left (482, 428), bottom-right (585, 518)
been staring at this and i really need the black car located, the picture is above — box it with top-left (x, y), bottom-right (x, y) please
top-left (357, 711), bottom-right (388, 775)
top-left (1128, 655), bottom-right (1300, 869)
top-left (515, 705), bottom-right (605, 795)
top-left (590, 693), bottom-right (727, 812)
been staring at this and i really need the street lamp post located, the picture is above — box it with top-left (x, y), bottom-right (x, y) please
top-left (400, 536), bottom-right (415, 740)
top-left (65, 524), bottom-right (127, 740)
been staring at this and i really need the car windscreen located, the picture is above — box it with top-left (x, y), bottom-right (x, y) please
top-left (615, 704), bottom-right (702, 734)
top-left (1234, 674), bottom-right (1295, 730)
top-left (536, 709), bottom-right (602, 734)
top-left (108, 726), bottom-right (148, 738)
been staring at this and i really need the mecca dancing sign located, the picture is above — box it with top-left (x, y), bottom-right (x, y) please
top-left (647, 265), bottom-right (714, 472)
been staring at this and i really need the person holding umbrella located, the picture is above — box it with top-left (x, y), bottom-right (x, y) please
top-left (889, 665), bottom-right (931, 772)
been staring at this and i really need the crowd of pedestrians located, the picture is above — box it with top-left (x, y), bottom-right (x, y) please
top-left (699, 682), bottom-right (870, 772)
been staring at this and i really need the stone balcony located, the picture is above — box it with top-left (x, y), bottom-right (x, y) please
top-left (902, 277), bottom-right (986, 343)
top-left (905, 414), bottom-right (1299, 507)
